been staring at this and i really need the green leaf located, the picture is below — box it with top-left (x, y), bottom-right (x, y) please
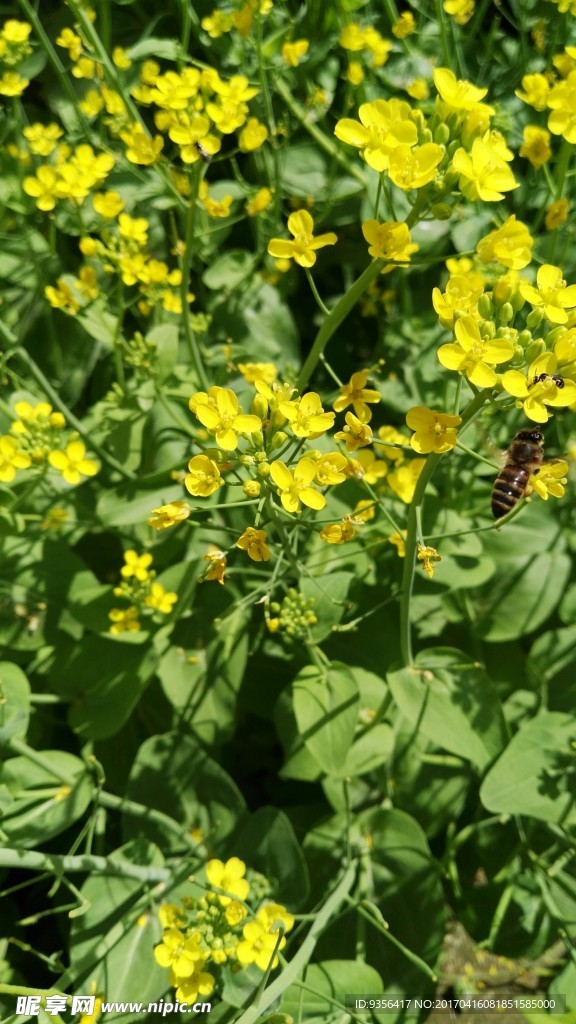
top-left (0, 662), bottom-right (31, 743)
top-left (301, 571), bottom-right (354, 642)
top-left (472, 552), bottom-right (571, 642)
top-left (203, 250), bottom-right (257, 291)
top-left (51, 635), bottom-right (161, 740)
top-left (128, 37), bottom-right (181, 59)
top-left (280, 961), bottom-right (383, 1020)
top-left (292, 663), bottom-right (359, 776)
top-left (0, 751), bottom-right (92, 847)
top-left (227, 807), bottom-right (310, 906)
top-left (338, 723), bottom-right (394, 777)
top-left (124, 732), bottom-right (246, 852)
top-left (387, 647), bottom-right (507, 771)
top-left (480, 711), bottom-right (576, 824)
top-left (275, 688), bottom-right (323, 782)
top-left (147, 323), bottom-right (179, 382)
top-left (97, 482), bottom-right (184, 526)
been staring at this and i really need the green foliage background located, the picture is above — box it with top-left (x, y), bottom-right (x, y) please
top-left (1, 0), bottom-right (576, 1022)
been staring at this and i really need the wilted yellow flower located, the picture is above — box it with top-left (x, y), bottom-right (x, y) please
top-left (519, 125), bottom-right (552, 169)
top-left (417, 544), bottom-right (441, 578)
top-left (236, 527), bottom-right (270, 561)
top-left (203, 548), bottom-right (227, 584)
top-left (147, 501), bottom-right (191, 530)
top-left (281, 39), bottom-right (309, 67)
top-left (545, 199), bottom-right (569, 231)
top-left (320, 520), bottom-right (358, 544)
top-left (245, 187), bottom-right (273, 216)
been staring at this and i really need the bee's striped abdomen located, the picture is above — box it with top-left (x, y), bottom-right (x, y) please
top-left (491, 465), bottom-right (531, 519)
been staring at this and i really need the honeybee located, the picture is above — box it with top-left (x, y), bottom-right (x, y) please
top-left (491, 429), bottom-right (545, 520)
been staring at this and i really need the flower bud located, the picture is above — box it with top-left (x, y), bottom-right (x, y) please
top-left (545, 326), bottom-right (567, 347)
top-left (251, 395), bottom-right (268, 418)
top-left (269, 431), bottom-right (288, 450)
top-left (446, 139), bottom-right (461, 159)
top-left (243, 479), bottom-right (261, 497)
top-left (477, 293), bottom-right (493, 319)
top-left (481, 320), bottom-right (496, 339)
top-left (526, 308), bottom-right (544, 331)
top-left (517, 329), bottom-right (533, 348)
top-left (513, 344), bottom-right (524, 362)
top-left (433, 123), bottom-right (450, 146)
top-left (421, 127), bottom-right (433, 144)
top-left (498, 302), bottom-right (514, 324)
top-left (238, 454), bottom-right (254, 466)
top-left (250, 430), bottom-right (264, 447)
top-left (257, 462), bottom-right (271, 478)
top-left (271, 409), bottom-right (287, 427)
top-left (430, 202), bottom-right (452, 220)
top-left (524, 338), bottom-right (546, 362)
top-left (492, 278), bottom-right (514, 306)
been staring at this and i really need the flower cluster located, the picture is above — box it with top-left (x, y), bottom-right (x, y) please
top-left (154, 857), bottom-right (294, 1004)
top-left (0, 19), bottom-right (32, 97)
top-left (516, 45), bottom-right (576, 154)
top-left (108, 550), bottom-right (177, 634)
top-left (0, 401), bottom-right (98, 487)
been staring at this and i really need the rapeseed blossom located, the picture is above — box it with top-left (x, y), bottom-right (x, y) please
top-left (334, 99), bottom-right (417, 172)
top-left (406, 407), bottom-right (462, 454)
top-left (267, 211), bottom-right (337, 268)
top-left (476, 216), bottom-right (533, 270)
top-left (362, 220), bottom-right (418, 263)
top-left (437, 316), bottom-right (515, 386)
top-left (333, 371), bottom-right (381, 422)
top-left (519, 264), bottom-right (576, 324)
top-left (270, 459), bottom-right (326, 512)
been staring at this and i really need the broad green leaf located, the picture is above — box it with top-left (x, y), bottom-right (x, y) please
top-left (292, 663), bottom-right (359, 775)
top-left (275, 688), bottom-right (323, 782)
top-left (0, 662), bottom-right (31, 743)
top-left (0, 751), bottom-right (92, 847)
top-left (387, 647), bottom-right (507, 771)
top-left (480, 711), bottom-right (576, 823)
top-left (280, 961), bottom-right (383, 1020)
top-left (146, 323), bottom-right (179, 382)
top-left (472, 553), bottom-right (571, 642)
top-left (124, 732), bottom-right (246, 851)
top-left (51, 635), bottom-right (161, 739)
top-left (97, 482), bottom-right (184, 526)
top-left (301, 571), bottom-right (354, 642)
top-left (227, 807), bottom-right (310, 906)
top-left (203, 250), bottom-right (257, 291)
top-left (338, 723), bottom-right (394, 777)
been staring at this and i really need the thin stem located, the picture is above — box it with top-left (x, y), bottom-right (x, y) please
top-left (0, 847), bottom-right (172, 883)
top-left (181, 167), bottom-right (209, 390)
top-left (305, 268), bottom-right (330, 316)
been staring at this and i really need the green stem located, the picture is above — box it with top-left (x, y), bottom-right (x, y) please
top-left (298, 259), bottom-right (384, 391)
top-left (254, 10), bottom-right (281, 217)
top-left (0, 847), bottom-right (172, 882)
top-left (232, 862), bottom-right (357, 1024)
top-left (305, 268), bottom-right (330, 316)
top-left (352, 899), bottom-right (437, 982)
top-left (435, 0), bottom-right (451, 66)
top-left (276, 79), bottom-right (367, 187)
top-left (181, 167), bottom-right (209, 390)
top-left (399, 387), bottom-right (492, 666)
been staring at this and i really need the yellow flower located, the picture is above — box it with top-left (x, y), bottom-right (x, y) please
top-left (281, 39), bottom-right (309, 67)
top-left (476, 215), bottom-right (533, 271)
top-left (406, 406), bottom-right (462, 454)
top-left (519, 125), bottom-right (552, 169)
top-left (452, 139), bottom-right (519, 202)
top-left (270, 458), bottom-right (326, 513)
top-left (355, 448), bottom-right (389, 485)
top-left (171, 963), bottom-right (215, 1004)
top-left (121, 549), bottom-right (153, 582)
top-left (407, 78), bottom-right (429, 100)
top-left (333, 370), bottom-right (381, 422)
top-left (56, 27), bottom-right (82, 59)
top-left (154, 929), bottom-right (204, 976)
top-left (515, 72), bottom-right (550, 110)
top-left (245, 187), bottom-right (273, 216)
top-left (339, 23), bottom-right (366, 51)
top-left (192, 387), bottom-right (261, 450)
top-left (519, 264), bottom-right (576, 325)
top-left (388, 459), bottom-right (425, 503)
top-left (112, 46), bottom-right (132, 69)
top-left (443, 0), bottom-right (475, 23)
top-left (267, 210), bottom-right (337, 268)
top-left (239, 118), bottom-right (268, 152)
top-left (545, 199), bottom-right (569, 231)
top-left (433, 67), bottom-right (490, 111)
top-left (23, 165), bottom-right (65, 211)
top-left (200, 184), bottom-right (233, 218)
top-left (0, 72), bottom-right (28, 96)
top-left (109, 606), bottom-right (141, 635)
top-left (145, 582), bottom-right (178, 614)
top-left (278, 392), bottom-right (335, 438)
top-left (389, 142), bottom-right (444, 190)
top-left (41, 508), bottom-right (69, 532)
top-left (22, 122), bottom-right (63, 157)
top-left (201, 10), bottom-right (233, 36)
top-left (334, 99), bottom-right (417, 172)
top-left (501, 353), bottom-right (576, 423)
top-left (432, 273), bottom-right (485, 327)
top-left (417, 544), bottom-right (441, 579)
top-left (392, 12), bottom-right (416, 37)
top-left (45, 280), bottom-right (80, 315)
top-left (314, 452), bottom-right (348, 485)
top-left (257, 903), bottom-right (295, 933)
top-left (185, 455), bottom-right (222, 497)
top-left (317, 520), bottom-right (354, 544)
top-left (237, 919), bottom-right (286, 971)
top-left (352, 499), bottom-right (376, 522)
top-left (48, 440), bottom-right (98, 484)
top-left (93, 190), bottom-right (124, 218)
top-left (347, 62), bottom-right (365, 86)
top-left (437, 315), bottom-right (515, 386)
top-left (206, 857), bottom-right (250, 906)
top-left (225, 901), bottom-right (247, 926)
top-left (531, 460), bottom-right (569, 501)
top-left (388, 531), bottom-right (406, 556)
top-left (203, 548), bottom-right (227, 584)
top-left (158, 903), bottom-right (186, 929)
top-left (334, 412), bottom-right (373, 451)
top-left (118, 213), bottom-right (149, 246)
top-left (361, 220), bottom-right (418, 264)
top-left (547, 71), bottom-right (576, 143)
top-left (120, 124), bottom-right (164, 165)
top-left (237, 361), bottom-right (277, 384)
top-left (2, 18), bottom-right (31, 43)
top-left (236, 527), bottom-right (270, 561)
top-left (147, 501), bottom-right (191, 530)
top-left (0, 436), bottom-right (31, 482)
top-left (377, 425), bottom-right (409, 461)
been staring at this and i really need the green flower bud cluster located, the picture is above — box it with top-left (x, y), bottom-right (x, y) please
top-left (270, 589), bottom-right (317, 638)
